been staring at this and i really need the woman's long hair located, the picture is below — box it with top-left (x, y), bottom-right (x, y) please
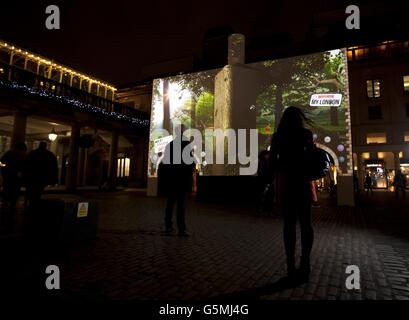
top-left (277, 106), bottom-right (312, 132)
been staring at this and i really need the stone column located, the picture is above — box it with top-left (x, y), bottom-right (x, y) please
top-left (26, 140), bottom-right (34, 152)
top-left (393, 151), bottom-right (401, 173)
top-left (108, 131), bottom-right (119, 189)
top-left (131, 136), bottom-right (146, 187)
top-left (337, 175), bottom-right (355, 206)
top-left (356, 152), bottom-right (364, 190)
top-left (228, 34), bottom-right (245, 65)
top-left (65, 125), bottom-right (81, 191)
top-left (0, 136), bottom-right (6, 154)
top-left (83, 148), bottom-right (89, 186)
top-left (77, 147), bottom-right (85, 187)
top-left (11, 112), bottom-right (27, 149)
top-left (50, 138), bottom-right (58, 155)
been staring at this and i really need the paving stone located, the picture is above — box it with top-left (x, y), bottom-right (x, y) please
top-left (2, 190), bottom-right (409, 300)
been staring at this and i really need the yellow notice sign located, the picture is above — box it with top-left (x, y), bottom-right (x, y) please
top-left (77, 202), bottom-right (89, 218)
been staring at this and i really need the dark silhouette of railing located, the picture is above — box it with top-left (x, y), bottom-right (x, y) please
top-left (0, 62), bottom-right (150, 126)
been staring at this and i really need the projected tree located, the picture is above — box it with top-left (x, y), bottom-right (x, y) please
top-left (163, 79), bottom-right (170, 132)
top-left (170, 70), bottom-right (218, 132)
top-left (172, 92), bottom-right (214, 132)
top-left (313, 51), bottom-right (345, 126)
top-left (255, 53), bottom-right (325, 130)
top-left (255, 50), bottom-right (346, 131)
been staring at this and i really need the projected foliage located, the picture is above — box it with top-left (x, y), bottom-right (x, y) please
top-left (149, 49), bottom-right (352, 177)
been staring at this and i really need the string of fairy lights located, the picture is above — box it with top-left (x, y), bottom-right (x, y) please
top-left (0, 80), bottom-right (149, 126)
top-left (0, 40), bottom-right (117, 93)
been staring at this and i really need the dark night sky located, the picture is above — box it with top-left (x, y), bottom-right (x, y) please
top-left (0, 0), bottom-right (401, 86)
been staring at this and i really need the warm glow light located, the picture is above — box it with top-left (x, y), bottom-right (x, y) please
top-left (1, 38), bottom-right (117, 91)
top-left (48, 128), bottom-right (58, 141)
top-left (367, 133), bottom-right (386, 144)
top-left (125, 158), bottom-right (130, 177)
top-left (117, 157), bottom-right (131, 177)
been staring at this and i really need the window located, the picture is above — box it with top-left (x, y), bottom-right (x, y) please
top-left (404, 132), bottom-right (409, 142)
top-left (117, 157), bottom-right (130, 177)
top-left (62, 73), bottom-right (71, 86)
top-left (403, 75), bottom-right (409, 93)
top-left (366, 79), bottom-right (381, 98)
top-left (362, 152), bottom-right (370, 160)
top-left (106, 89), bottom-right (113, 101)
top-left (71, 76), bottom-right (80, 89)
top-left (98, 86), bottom-right (106, 98)
top-left (368, 105), bottom-right (382, 120)
top-left (81, 79), bottom-right (89, 92)
top-left (90, 83), bottom-right (98, 95)
top-left (366, 133), bottom-right (386, 144)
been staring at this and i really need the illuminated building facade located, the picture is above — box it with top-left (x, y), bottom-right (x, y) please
top-left (349, 40), bottom-right (409, 189)
top-left (0, 40), bottom-right (150, 189)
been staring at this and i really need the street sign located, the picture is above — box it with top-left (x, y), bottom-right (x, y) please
top-left (77, 202), bottom-right (89, 218)
top-left (310, 93), bottom-right (342, 107)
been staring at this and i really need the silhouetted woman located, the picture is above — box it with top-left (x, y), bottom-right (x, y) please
top-left (270, 106), bottom-right (314, 282)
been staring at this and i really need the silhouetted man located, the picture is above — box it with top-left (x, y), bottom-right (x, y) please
top-left (1, 142), bottom-right (27, 213)
top-left (394, 169), bottom-right (407, 199)
top-left (24, 141), bottom-right (58, 208)
top-left (364, 173), bottom-right (373, 196)
top-left (158, 125), bottom-right (194, 237)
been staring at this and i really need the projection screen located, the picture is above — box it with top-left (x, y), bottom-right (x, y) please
top-left (148, 48), bottom-right (353, 178)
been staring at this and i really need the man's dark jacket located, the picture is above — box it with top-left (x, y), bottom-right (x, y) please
top-left (158, 140), bottom-right (194, 196)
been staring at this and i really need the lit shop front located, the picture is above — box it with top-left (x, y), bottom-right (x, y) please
top-left (399, 159), bottom-right (409, 189)
top-left (363, 160), bottom-right (388, 189)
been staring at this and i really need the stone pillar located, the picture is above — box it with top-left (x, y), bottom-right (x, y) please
top-left (108, 131), bottom-right (119, 189)
top-left (228, 34), bottom-right (245, 65)
top-left (356, 152), bottom-right (364, 190)
top-left (11, 112), bottom-right (27, 149)
top-left (142, 137), bottom-right (149, 186)
top-left (131, 136), bottom-right (146, 187)
top-left (337, 175), bottom-right (355, 206)
top-left (83, 149), bottom-right (88, 186)
top-left (25, 140), bottom-right (34, 153)
top-left (65, 125), bottom-right (81, 191)
top-left (50, 138), bottom-right (58, 155)
top-left (393, 151), bottom-right (401, 172)
top-left (77, 147), bottom-right (85, 186)
top-left (0, 136), bottom-right (6, 154)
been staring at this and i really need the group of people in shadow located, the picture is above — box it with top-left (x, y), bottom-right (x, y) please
top-left (2, 106), bottom-right (316, 290)
top-left (158, 106), bottom-right (316, 286)
top-left (0, 141), bottom-right (58, 220)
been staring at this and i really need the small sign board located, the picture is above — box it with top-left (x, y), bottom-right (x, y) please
top-left (310, 93), bottom-right (342, 107)
top-left (77, 202), bottom-right (89, 218)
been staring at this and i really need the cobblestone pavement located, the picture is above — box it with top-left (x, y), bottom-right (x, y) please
top-left (1, 189), bottom-right (409, 300)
